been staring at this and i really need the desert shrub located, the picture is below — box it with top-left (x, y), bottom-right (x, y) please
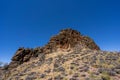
top-left (101, 73), bottom-right (111, 80)
top-left (69, 70), bottom-right (73, 75)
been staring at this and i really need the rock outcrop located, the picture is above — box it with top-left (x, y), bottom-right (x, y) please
top-left (43, 28), bottom-right (100, 53)
top-left (1, 28), bottom-right (120, 80)
top-left (8, 28), bottom-right (100, 69)
top-left (9, 48), bottom-right (33, 69)
top-left (9, 47), bottom-right (44, 69)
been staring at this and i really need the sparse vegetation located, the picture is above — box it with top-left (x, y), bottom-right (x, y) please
top-left (0, 29), bottom-right (120, 80)
top-left (101, 73), bottom-right (111, 80)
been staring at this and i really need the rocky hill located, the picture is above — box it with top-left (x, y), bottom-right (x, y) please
top-left (0, 28), bottom-right (120, 80)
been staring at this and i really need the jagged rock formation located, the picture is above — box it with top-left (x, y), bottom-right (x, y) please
top-left (9, 47), bottom-right (44, 69)
top-left (44, 28), bottom-right (100, 53)
top-left (9, 48), bottom-right (34, 69)
top-left (8, 28), bottom-right (100, 69)
top-left (1, 28), bottom-right (120, 80)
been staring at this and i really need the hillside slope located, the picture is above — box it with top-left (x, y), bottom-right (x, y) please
top-left (0, 29), bottom-right (120, 80)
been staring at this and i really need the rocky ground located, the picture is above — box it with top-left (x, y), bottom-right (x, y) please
top-left (1, 48), bottom-right (120, 80)
top-left (0, 28), bottom-right (120, 80)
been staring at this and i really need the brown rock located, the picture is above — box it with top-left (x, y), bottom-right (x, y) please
top-left (43, 28), bottom-right (100, 52)
top-left (8, 28), bottom-right (100, 69)
top-left (9, 48), bottom-right (33, 69)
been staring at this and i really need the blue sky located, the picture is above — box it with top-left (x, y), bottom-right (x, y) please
top-left (0, 0), bottom-right (120, 63)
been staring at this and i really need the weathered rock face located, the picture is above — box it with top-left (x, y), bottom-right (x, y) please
top-left (44, 28), bottom-right (100, 53)
top-left (12, 48), bottom-right (31, 62)
top-left (9, 48), bottom-right (32, 69)
top-left (9, 28), bottom-right (100, 69)
top-left (9, 47), bottom-right (43, 68)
